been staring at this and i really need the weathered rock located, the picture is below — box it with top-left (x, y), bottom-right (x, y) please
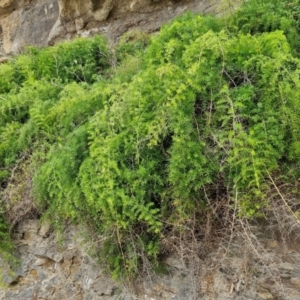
top-left (257, 291), bottom-right (274, 300)
top-left (279, 262), bottom-right (295, 271)
top-left (0, 0), bottom-right (215, 56)
top-left (38, 219), bottom-right (52, 238)
top-left (3, 218), bottom-right (300, 299)
top-left (34, 258), bottom-right (49, 266)
top-left (0, 0), bottom-right (59, 54)
top-left (165, 255), bottom-right (186, 271)
top-left (91, 279), bottom-right (114, 295)
top-left (286, 290), bottom-right (300, 300)
top-left (291, 277), bottom-right (300, 287)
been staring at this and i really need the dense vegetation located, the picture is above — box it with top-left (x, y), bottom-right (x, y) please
top-left (1, 0), bottom-right (300, 279)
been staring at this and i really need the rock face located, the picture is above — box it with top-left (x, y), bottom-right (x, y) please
top-left (1, 220), bottom-right (119, 300)
top-left (2, 219), bottom-right (300, 299)
top-left (0, 0), bottom-right (59, 55)
top-left (0, 219), bottom-right (202, 300)
top-left (0, 0), bottom-right (215, 56)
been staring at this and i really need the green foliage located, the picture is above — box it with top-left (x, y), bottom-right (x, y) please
top-left (0, 212), bottom-right (16, 284)
top-left (228, 0), bottom-right (300, 56)
top-left (181, 29), bottom-right (296, 215)
top-left (144, 13), bottom-right (223, 67)
top-left (0, 80), bottom-right (62, 171)
top-left (115, 30), bottom-right (150, 62)
top-left (34, 125), bottom-right (88, 219)
top-left (10, 35), bottom-right (109, 84)
top-left (0, 214), bottom-right (13, 259)
top-left (0, 64), bottom-right (16, 94)
top-left (1, 0), bottom-right (300, 278)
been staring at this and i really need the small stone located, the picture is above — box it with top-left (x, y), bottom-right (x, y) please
top-left (30, 269), bottom-right (37, 276)
top-left (91, 280), bottom-right (115, 296)
top-left (46, 248), bottom-right (64, 262)
top-left (165, 255), bottom-right (186, 271)
top-left (23, 232), bottom-right (31, 240)
top-left (34, 247), bottom-right (47, 257)
top-left (257, 291), bottom-right (273, 300)
top-left (35, 258), bottom-right (48, 266)
top-left (52, 252), bottom-right (64, 263)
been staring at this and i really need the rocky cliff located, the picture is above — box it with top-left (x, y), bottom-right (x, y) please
top-left (3, 1), bottom-right (300, 300)
top-left (0, 0), bottom-right (215, 56)
top-left (2, 219), bottom-right (300, 299)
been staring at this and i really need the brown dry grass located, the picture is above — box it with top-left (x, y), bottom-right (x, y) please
top-left (0, 154), bottom-right (40, 232)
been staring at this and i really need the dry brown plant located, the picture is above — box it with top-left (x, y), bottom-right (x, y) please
top-left (0, 154), bottom-right (40, 232)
